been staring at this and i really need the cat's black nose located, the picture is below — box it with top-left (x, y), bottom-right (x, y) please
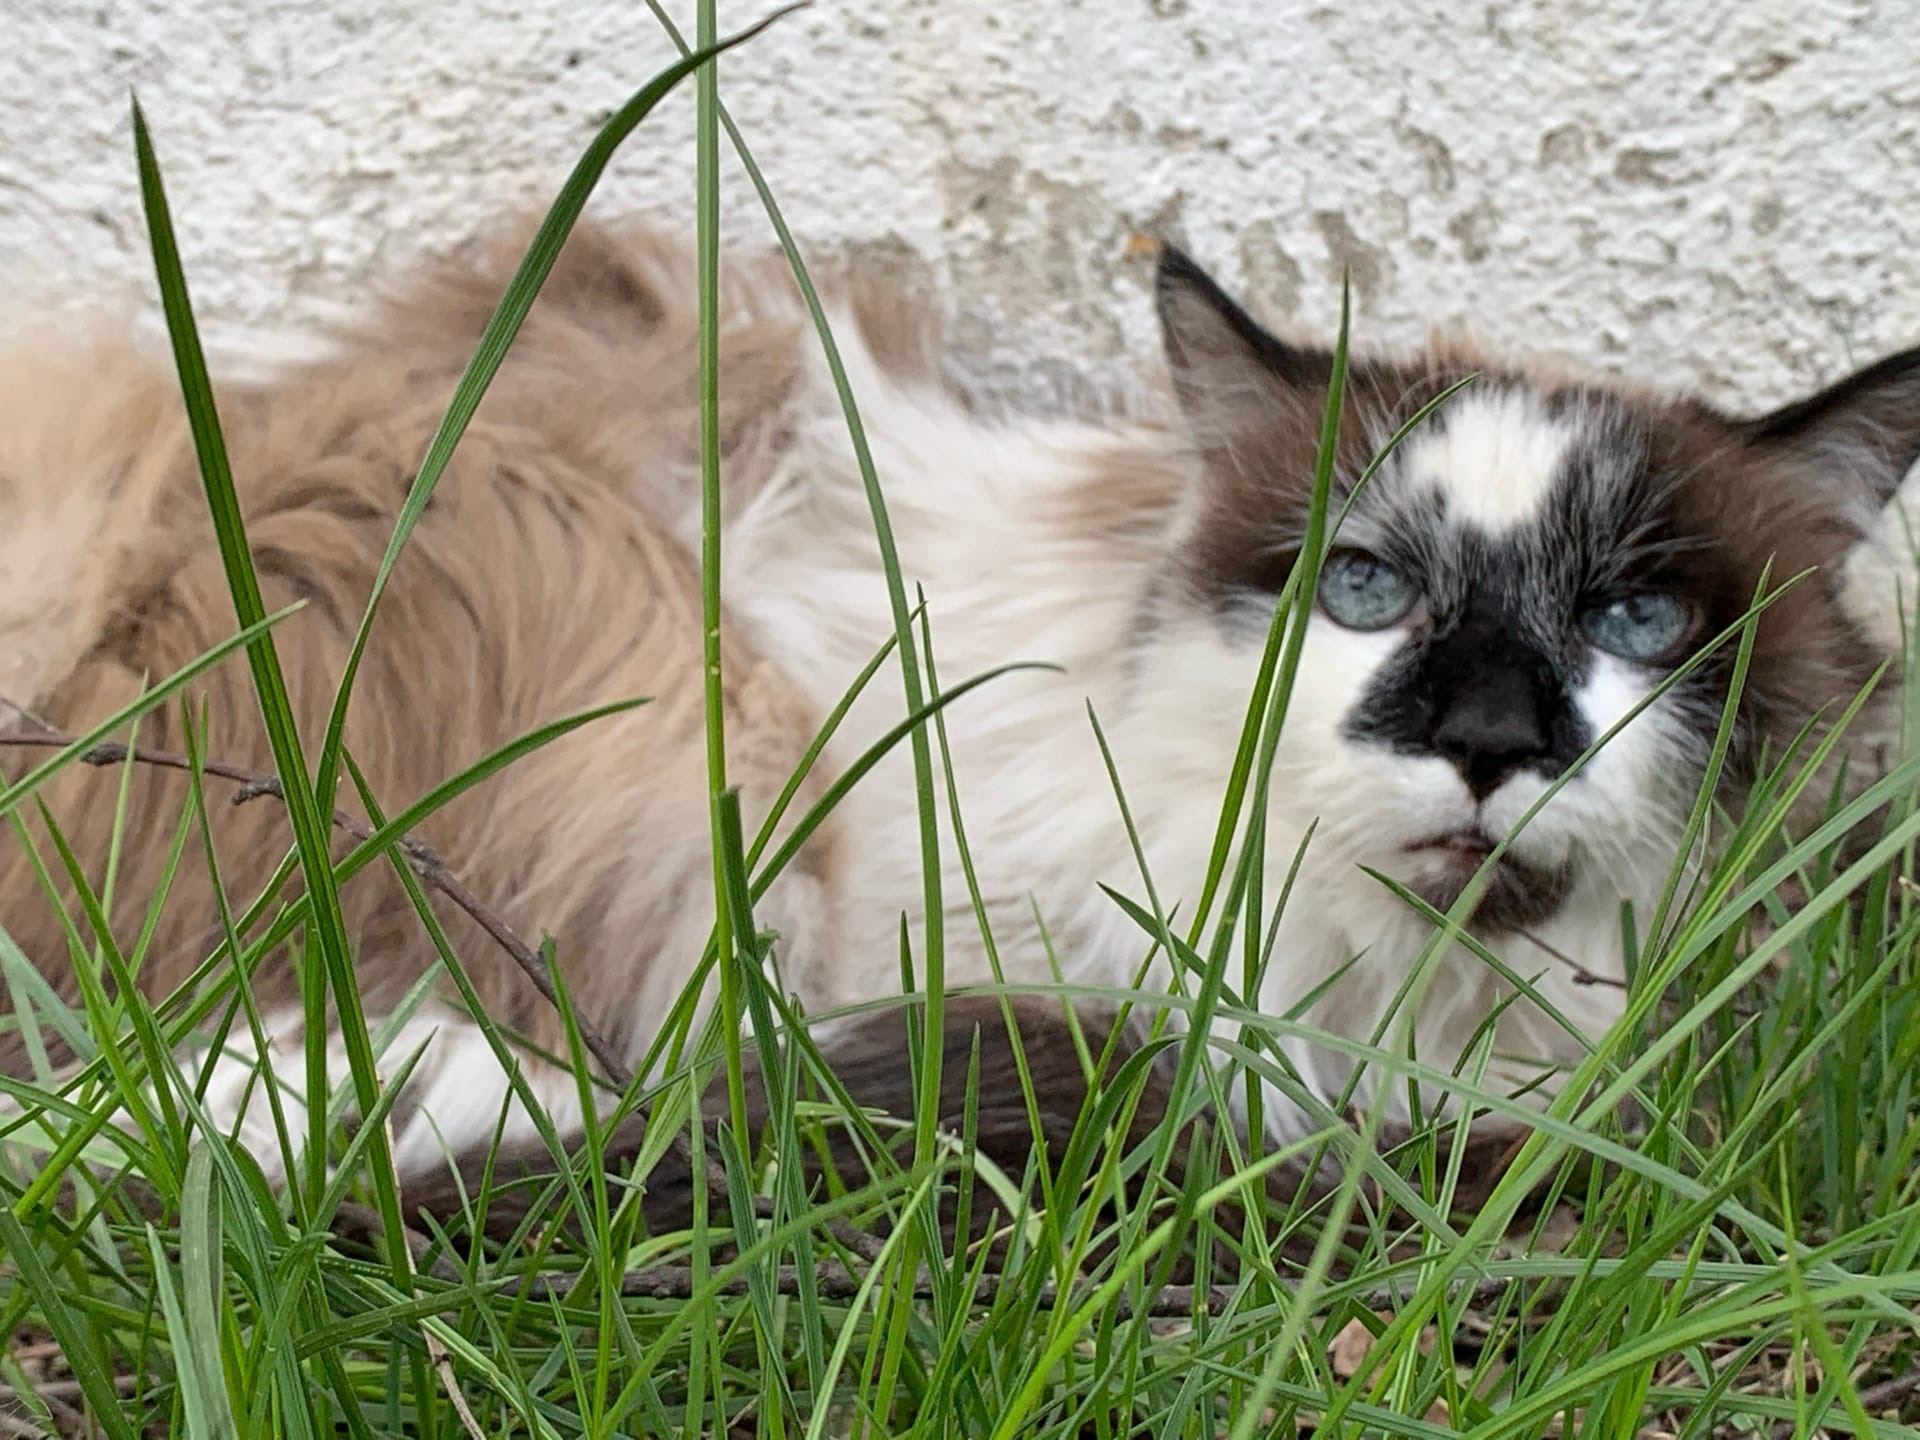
top-left (1430, 671), bottom-right (1555, 801)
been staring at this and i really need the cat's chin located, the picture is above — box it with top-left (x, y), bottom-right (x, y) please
top-left (1398, 834), bottom-right (1576, 934)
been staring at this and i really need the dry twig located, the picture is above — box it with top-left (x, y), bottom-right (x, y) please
top-left (424, 1331), bottom-right (487, 1440)
top-left (0, 729), bottom-right (637, 1093)
top-left (0, 727), bottom-right (755, 1204)
top-left (521, 1259), bottom-right (1239, 1318)
top-left (1767, 1367), bottom-right (1920, 1440)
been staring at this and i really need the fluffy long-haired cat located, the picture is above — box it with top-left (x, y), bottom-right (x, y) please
top-left (1, 220), bottom-right (1916, 1181)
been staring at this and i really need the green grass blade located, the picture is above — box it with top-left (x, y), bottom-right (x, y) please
top-left (132, 95), bottom-right (405, 1235)
top-left (0, 1207), bottom-right (140, 1440)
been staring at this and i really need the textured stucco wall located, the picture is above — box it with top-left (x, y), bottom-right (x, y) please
top-left (5, 1), bottom-right (1919, 412)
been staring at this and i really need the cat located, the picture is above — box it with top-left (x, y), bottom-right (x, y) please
top-left (1, 218), bottom-right (1916, 1183)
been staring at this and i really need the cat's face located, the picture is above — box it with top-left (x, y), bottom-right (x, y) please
top-left (1144, 247), bottom-right (1920, 938)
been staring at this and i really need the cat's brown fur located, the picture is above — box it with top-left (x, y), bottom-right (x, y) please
top-left (0, 223), bottom-right (865, 1111)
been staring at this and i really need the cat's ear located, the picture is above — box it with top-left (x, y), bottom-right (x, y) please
top-left (1153, 244), bottom-right (1330, 448)
top-left (1739, 346), bottom-right (1920, 508)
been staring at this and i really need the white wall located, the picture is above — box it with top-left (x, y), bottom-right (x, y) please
top-left (6, 0), bottom-right (1919, 411)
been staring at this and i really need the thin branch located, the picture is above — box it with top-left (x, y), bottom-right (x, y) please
top-left (0, 727), bottom-right (754, 1203)
top-left (1767, 1367), bottom-right (1920, 1440)
top-left (826, 1217), bottom-right (892, 1268)
top-left (0, 1375), bottom-right (138, 1406)
top-left (0, 730), bottom-right (636, 1092)
top-left (521, 1255), bottom-right (1525, 1318)
top-left (334, 1200), bottom-right (464, 1284)
top-left (1855, 1369), bottom-right (1920, 1415)
top-left (1516, 927), bottom-right (1627, 990)
top-left (516, 1258), bottom-right (1239, 1318)
top-left (0, 1381), bottom-right (88, 1439)
top-left (424, 1330), bottom-right (487, 1440)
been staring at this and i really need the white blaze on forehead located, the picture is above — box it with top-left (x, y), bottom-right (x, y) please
top-left (1401, 388), bottom-right (1575, 536)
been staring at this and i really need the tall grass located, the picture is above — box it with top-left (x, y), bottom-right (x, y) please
top-left (3, 7), bottom-right (1920, 1438)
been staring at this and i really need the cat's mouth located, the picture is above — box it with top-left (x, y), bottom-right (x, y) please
top-left (1404, 830), bottom-right (1497, 865)
top-left (1399, 829), bottom-right (1574, 932)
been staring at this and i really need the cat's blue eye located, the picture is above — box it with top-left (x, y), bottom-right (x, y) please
top-left (1580, 592), bottom-right (1694, 663)
top-left (1318, 550), bottom-right (1420, 631)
